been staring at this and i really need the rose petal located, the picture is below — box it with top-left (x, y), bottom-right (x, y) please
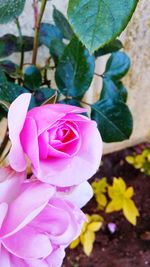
top-left (8, 93), bottom-right (31, 172)
top-left (1, 182), bottom-right (55, 237)
top-left (46, 247), bottom-right (65, 267)
top-left (0, 203), bottom-right (8, 229)
top-left (20, 117), bottom-right (39, 171)
top-left (48, 198), bottom-right (85, 245)
top-left (0, 246), bottom-right (12, 267)
top-left (33, 120), bottom-right (102, 186)
top-left (2, 226), bottom-right (52, 259)
top-left (56, 181), bottom-right (93, 208)
top-left (0, 167), bottom-right (25, 204)
top-left (27, 104), bottom-right (86, 135)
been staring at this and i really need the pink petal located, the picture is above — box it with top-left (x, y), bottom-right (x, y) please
top-left (0, 203), bottom-right (8, 229)
top-left (2, 225), bottom-right (52, 259)
top-left (33, 121), bottom-right (102, 186)
top-left (8, 93), bottom-right (31, 172)
top-left (1, 182), bottom-right (55, 238)
top-left (30, 204), bottom-right (71, 245)
top-left (0, 167), bottom-right (25, 204)
top-left (25, 259), bottom-right (49, 267)
top-left (20, 249), bottom-right (65, 267)
top-left (0, 246), bottom-right (12, 267)
top-left (48, 198), bottom-right (85, 245)
top-left (27, 104), bottom-right (86, 135)
top-left (10, 255), bottom-right (31, 267)
top-left (46, 247), bottom-right (65, 267)
top-left (56, 181), bottom-right (93, 208)
top-left (20, 117), bottom-right (39, 171)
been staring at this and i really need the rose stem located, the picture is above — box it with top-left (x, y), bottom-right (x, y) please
top-left (32, 0), bottom-right (48, 65)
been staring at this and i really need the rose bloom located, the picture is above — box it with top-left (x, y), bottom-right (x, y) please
top-left (0, 167), bottom-right (85, 267)
top-left (8, 93), bottom-right (102, 187)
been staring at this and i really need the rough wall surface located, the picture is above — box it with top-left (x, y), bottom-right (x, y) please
top-left (103, 0), bottom-right (150, 153)
top-left (0, 0), bottom-right (149, 154)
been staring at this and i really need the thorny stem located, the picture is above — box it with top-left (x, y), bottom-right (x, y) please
top-left (15, 18), bottom-right (24, 71)
top-left (32, 0), bottom-right (48, 65)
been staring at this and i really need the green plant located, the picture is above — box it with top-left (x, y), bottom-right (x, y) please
top-left (126, 147), bottom-right (150, 175)
top-left (0, 0), bottom-right (138, 160)
top-left (70, 214), bottom-right (103, 256)
top-left (106, 177), bottom-right (139, 225)
top-left (92, 177), bottom-right (139, 225)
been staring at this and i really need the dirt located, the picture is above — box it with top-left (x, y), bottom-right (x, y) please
top-left (63, 145), bottom-right (150, 267)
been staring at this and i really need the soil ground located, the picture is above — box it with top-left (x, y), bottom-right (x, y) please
top-left (63, 145), bottom-right (150, 267)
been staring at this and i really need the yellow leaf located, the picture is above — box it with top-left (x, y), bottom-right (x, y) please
top-left (82, 230), bottom-right (95, 256)
top-left (96, 194), bottom-right (107, 209)
top-left (70, 237), bottom-right (80, 249)
top-left (114, 177), bottom-right (126, 193)
top-left (92, 178), bottom-right (108, 210)
top-left (126, 156), bottom-right (135, 164)
top-left (81, 221), bottom-right (88, 235)
top-left (147, 153), bottom-right (150, 161)
top-left (92, 177), bottom-right (107, 194)
top-left (123, 198), bottom-right (139, 225)
top-left (125, 187), bottom-right (134, 198)
top-left (86, 214), bottom-right (91, 222)
top-left (90, 214), bottom-right (103, 222)
top-left (88, 221), bottom-right (102, 232)
top-left (106, 200), bottom-right (122, 213)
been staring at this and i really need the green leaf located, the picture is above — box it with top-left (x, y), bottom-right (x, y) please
top-left (53, 6), bottom-right (74, 40)
top-left (29, 87), bottom-right (57, 109)
top-left (95, 39), bottom-right (123, 57)
top-left (0, 69), bottom-right (7, 84)
top-left (0, 105), bottom-right (6, 120)
top-left (91, 99), bottom-right (133, 142)
top-left (0, 35), bottom-right (34, 58)
top-left (58, 98), bottom-right (88, 116)
top-left (0, 35), bottom-right (17, 58)
top-left (39, 23), bottom-right (63, 48)
top-left (50, 39), bottom-right (66, 65)
top-left (0, 81), bottom-right (29, 104)
top-left (55, 36), bottom-right (95, 98)
top-left (16, 36), bottom-right (34, 51)
top-left (104, 51), bottom-right (131, 80)
top-left (100, 78), bottom-right (128, 103)
top-left (34, 87), bottom-right (57, 105)
top-left (114, 81), bottom-right (128, 103)
top-left (0, 0), bottom-right (26, 24)
top-left (67, 0), bottom-right (137, 53)
top-left (24, 65), bottom-right (42, 91)
top-left (0, 60), bottom-right (18, 75)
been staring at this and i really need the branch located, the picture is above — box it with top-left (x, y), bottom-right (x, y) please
top-left (15, 18), bottom-right (24, 71)
top-left (32, 0), bottom-right (48, 65)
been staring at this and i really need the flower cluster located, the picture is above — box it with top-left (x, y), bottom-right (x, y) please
top-left (0, 93), bottom-right (102, 266)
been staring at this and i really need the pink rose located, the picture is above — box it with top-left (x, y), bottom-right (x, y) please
top-left (56, 181), bottom-right (93, 208)
top-left (0, 167), bottom-right (85, 267)
top-left (8, 93), bottom-right (102, 187)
